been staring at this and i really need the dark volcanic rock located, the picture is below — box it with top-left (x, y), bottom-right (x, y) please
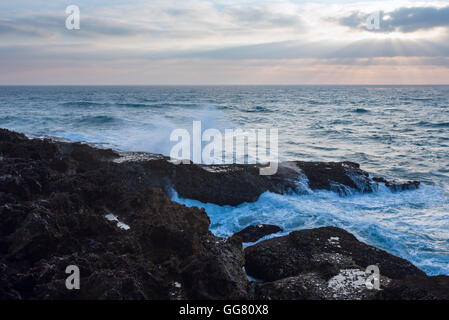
top-left (231, 224), bottom-right (283, 243)
top-left (244, 227), bottom-right (425, 282)
top-left (293, 161), bottom-right (372, 193)
top-left (180, 236), bottom-right (248, 300)
top-left (251, 273), bottom-right (389, 300)
top-left (166, 161), bottom-right (420, 205)
top-left (372, 177), bottom-right (420, 192)
top-left (375, 275), bottom-right (449, 300)
top-left (112, 146), bottom-right (420, 206)
top-left (245, 227), bottom-right (449, 300)
top-left (0, 129), bottom-right (422, 208)
top-left (171, 163), bottom-right (301, 206)
top-left (169, 161), bottom-right (375, 205)
top-left (251, 275), bottom-right (320, 300)
top-left (0, 128), bottom-right (442, 300)
top-left (0, 129), bottom-right (248, 300)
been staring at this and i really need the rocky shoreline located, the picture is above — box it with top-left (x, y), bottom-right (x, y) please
top-left (0, 128), bottom-right (447, 300)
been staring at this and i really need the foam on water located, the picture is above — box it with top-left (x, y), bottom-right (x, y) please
top-left (173, 183), bottom-right (449, 276)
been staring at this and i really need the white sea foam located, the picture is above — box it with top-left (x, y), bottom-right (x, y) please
top-left (172, 183), bottom-right (449, 276)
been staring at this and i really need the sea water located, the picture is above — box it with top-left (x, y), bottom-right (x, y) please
top-left (1, 85), bottom-right (448, 275)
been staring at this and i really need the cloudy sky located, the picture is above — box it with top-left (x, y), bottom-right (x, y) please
top-left (1, 0), bottom-right (449, 84)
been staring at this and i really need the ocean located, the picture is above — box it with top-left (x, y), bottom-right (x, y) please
top-left (1, 85), bottom-right (448, 275)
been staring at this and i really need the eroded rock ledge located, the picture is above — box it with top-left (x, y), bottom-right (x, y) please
top-left (142, 159), bottom-right (420, 206)
top-left (0, 129), bottom-right (446, 300)
top-left (244, 227), bottom-right (448, 300)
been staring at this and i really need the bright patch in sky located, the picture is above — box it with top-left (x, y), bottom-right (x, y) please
top-left (0, 0), bottom-right (448, 84)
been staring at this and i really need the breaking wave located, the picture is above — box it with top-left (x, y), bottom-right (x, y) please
top-left (173, 183), bottom-right (449, 276)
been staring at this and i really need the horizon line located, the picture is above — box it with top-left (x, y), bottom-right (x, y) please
top-left (1, 84), bottom-right (449, 87)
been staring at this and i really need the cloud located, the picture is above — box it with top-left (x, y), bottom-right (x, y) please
top-left (0, 16), bottom-right (59, 37)
top-left (1, 1), bottom-right (449, 84)
top-left (339, 5), bottom-right (449, 33)
top-left (177, 37), bottom-right (449, 60)
top-left (0, 2), bottom-right (305, 45)
top-left (223, 6), bottom-right (303, 29)
top-left (0, 14), bottom-right (167, 39)
top-left (2, 35), bottom-right (449, 72)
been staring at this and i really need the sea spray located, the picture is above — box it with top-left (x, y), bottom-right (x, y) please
top-left (172, 183), bottom-right (449, 276)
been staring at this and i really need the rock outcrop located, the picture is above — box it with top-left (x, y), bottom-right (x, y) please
top-left (244, 227), bottom-right (448, 300)
top-left (167, 161), bottom-right (420, 205)
top-left (230, 224), bottom-right (283, 243)
top-left (0, 128), bottom-right (445, 300)
top-left (244, 227), bottom-right (425, 282)
top-left (0, 129), bottom-right (247, 299)
top-left (114, 153), bottom-right (420, 206)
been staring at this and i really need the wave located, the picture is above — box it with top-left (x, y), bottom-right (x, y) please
top-left (76, 115), bottom-right (121, 125)
top-left (61, 101), bottom-right (109, 107)
top-left (0, 115), bottom-right (21, 122)
top-left (244, 105), bottom-right (272, 113)
top-left (172, 183), bottom-right (449, 276)
top-left (115, 102), bottom-right (195, 109)
top-left (61, 101), bottom-right (199, 109)
top-left (307, 99), bottom-right (326, 105)
top-left (116, 103), bottom-right (151, 108)
top-left (352, 108), bottom-right (370, 113)
top-left (414, 121), bottom-right (449, 128)
top-left (409, 97), bottom-right (434, 102)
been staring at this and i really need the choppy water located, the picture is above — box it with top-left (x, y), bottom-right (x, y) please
top-left (1, 85), bottom-right (448, 275)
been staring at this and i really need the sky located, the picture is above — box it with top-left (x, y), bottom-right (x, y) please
top-left (1, 0), bottom-right (449, 84)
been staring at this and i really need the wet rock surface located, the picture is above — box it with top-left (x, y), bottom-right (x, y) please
top-left (372, 177), bottom-right (420, 192)
top-left (0, 129), bottom-right (247, 299)
top-left (245, 227), bottom-right (448, 300)
top-left (0, 129), bottom-right (446, 300)
top-left (169, 161), bottom-right (420, 205)
top-left (230, 224), bottom-right (283, 243)
top-left (114, 151), bottom-right (420, 206)
top-left (374, 275), bottom-right (449, 300)
top-left (251, 271), bottom-right (391, 300)
top-left (244, 227), bottom-right (425, 283)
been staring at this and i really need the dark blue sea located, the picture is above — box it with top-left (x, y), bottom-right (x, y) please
top-left (1, 85), bottom-right (448, 275)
